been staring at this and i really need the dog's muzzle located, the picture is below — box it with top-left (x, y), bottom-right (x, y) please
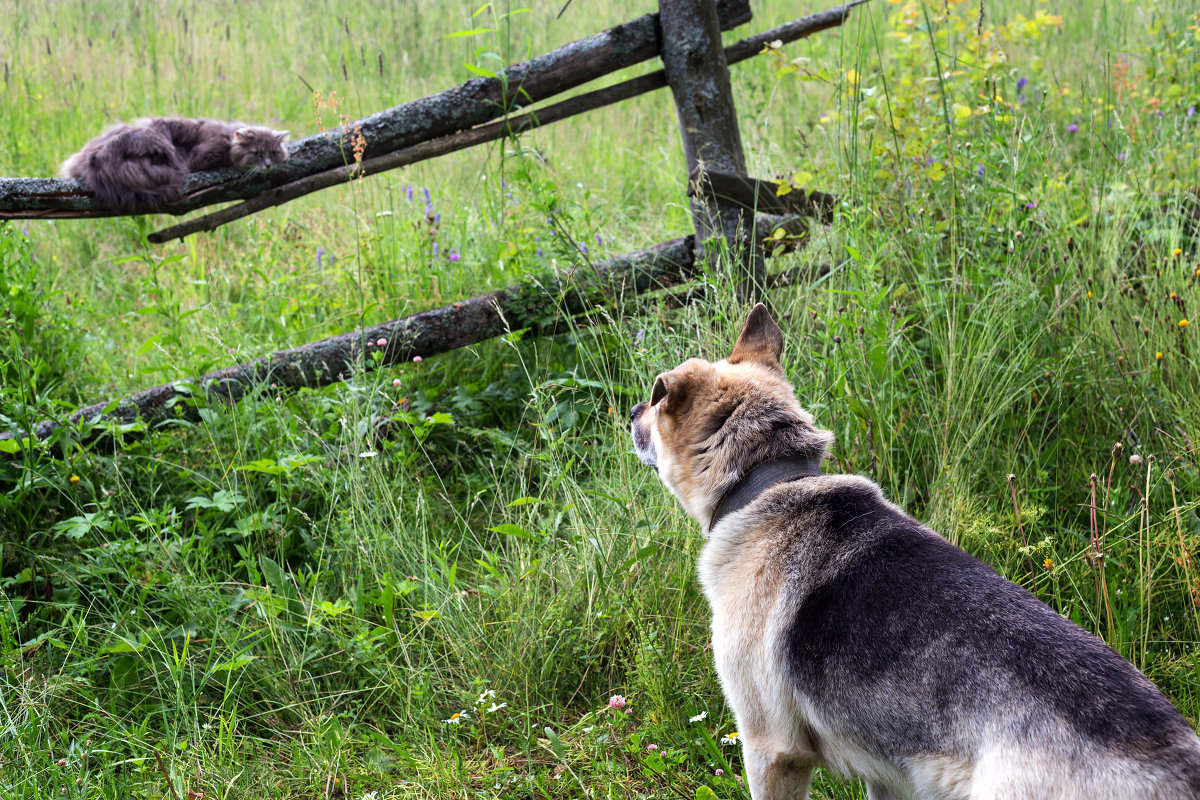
top-left (629, 403), bottom-right (657, 469)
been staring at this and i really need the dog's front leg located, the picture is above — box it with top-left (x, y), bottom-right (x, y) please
top-left (742, 741), bottom-right (815, 800)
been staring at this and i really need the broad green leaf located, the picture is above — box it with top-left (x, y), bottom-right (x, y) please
top-left (489, 523), bottom-right (536, 539)
top-left (443, 27), bottom-right (494, 39)
top-left (462, 62), bottom-right (498, 79)
top-left (544, 727), bottom-right (565, 761)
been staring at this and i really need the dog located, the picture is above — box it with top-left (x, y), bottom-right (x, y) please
top-left (630, 304), bottom-right (1200, 800)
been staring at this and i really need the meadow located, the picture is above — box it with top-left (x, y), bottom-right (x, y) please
top-left (1, 0), bottom-right (1199, 797)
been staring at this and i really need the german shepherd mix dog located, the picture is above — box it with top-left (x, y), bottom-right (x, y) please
top-left (630, 304), bottom-right (1200, 800)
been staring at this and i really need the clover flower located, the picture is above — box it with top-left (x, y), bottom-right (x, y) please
top-left (608, 695), bottom-right (626, 710)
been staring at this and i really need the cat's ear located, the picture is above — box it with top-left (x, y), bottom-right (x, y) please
top-left (233, 128), bottom-right (250, 143)
top-left (273, 130), bottom-right (290, 142)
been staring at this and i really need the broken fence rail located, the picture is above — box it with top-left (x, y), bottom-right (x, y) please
top-left (0, 214), bottom-right (809, 455)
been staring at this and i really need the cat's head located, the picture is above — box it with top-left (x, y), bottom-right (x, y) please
top-left (230, 127), bottom-right (290, 171)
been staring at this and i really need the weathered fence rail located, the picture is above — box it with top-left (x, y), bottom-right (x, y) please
top-left (2, 213), bottom-right (810, 453)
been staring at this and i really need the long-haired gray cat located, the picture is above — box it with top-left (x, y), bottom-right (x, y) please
top-left (60, 117), bottom-right (290, 211)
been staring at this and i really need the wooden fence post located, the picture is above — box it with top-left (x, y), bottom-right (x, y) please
top-left (658, 0), bottom-right (765, 301)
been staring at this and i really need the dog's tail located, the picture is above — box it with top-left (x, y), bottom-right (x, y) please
top-left (60, 124), bottom-right (186, 211)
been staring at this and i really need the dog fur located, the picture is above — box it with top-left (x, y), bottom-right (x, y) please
top-left (630, 304), bottom-right (1200, 800)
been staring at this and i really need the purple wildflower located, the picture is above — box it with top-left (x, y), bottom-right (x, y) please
top-left (433, 242), bottom-right (439, 256)
top-left (448, 249), bottom-right (461, 262)
top-left (1117, 153), bottom-right (1126, 160)
top-left (1188, 105), bottom-right (1195, 118)
top-left (1025, 202), bottom-right (1037, 209)
top-left (594, 232), bottom-right (602, 245)
top-left (434, 212), bottom-right (441, 227)
top-left (1066, 123), bottom-right (1079, 133)
top-left (536, 248), bottom-right (543, 256)
top-left (316, 246), bottom-right (325, 267)
top-left (1018, 93), bottom-right (1026, 105)
top-left (1017, 76), bottom-right (1027, 92)
top-left (977, 164), bottom-right (984, 178)
top-left (580, 243), bottom-right (588, 255)
top-left (925, 156), bottom-right (937, 166)
top-left (421, 187), bottom-right (431, 204)
top-left (405, 185), bottom-right (413, 202)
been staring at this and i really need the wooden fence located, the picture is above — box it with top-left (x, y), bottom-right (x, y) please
top-left (0, 0), bottom-right (865, 451)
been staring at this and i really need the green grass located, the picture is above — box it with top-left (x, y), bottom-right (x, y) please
top-left (2, 0), bottom-right (1200, 797)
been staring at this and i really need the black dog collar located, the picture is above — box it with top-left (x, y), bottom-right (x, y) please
top-left (709, 454), bottom-right (823, 532)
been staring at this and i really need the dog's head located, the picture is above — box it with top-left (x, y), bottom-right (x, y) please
top-left (630, 304), bottom-right (832, 530)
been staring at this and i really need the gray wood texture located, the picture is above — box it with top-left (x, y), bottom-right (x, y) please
top-left (658, 0), bottom-right (763, 299)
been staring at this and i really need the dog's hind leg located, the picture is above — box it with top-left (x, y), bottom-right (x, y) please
top-left (742, 743), bottom-right (815, 800)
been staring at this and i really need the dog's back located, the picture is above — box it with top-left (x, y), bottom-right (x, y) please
top-left (760, 476), bottom-right (1200, 799)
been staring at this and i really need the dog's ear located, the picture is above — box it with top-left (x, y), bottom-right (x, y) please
top-left (728, 303), bottom-right (784, 370)
top-left (650, 371), bottom-right (696, 417)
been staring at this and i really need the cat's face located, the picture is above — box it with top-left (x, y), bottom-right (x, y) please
top-left (230, 127), bottom-right (290, 171)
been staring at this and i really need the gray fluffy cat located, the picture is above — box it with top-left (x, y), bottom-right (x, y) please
top-left (60, 117), bottom-right (290, 210)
